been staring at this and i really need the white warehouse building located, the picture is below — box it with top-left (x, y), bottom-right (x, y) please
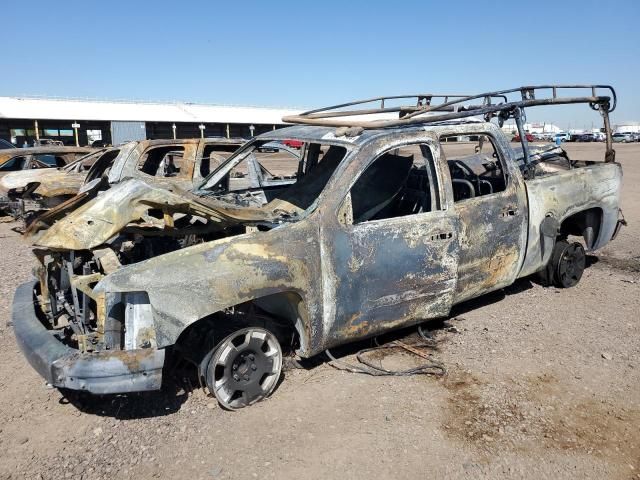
top-left (0, 96), bottom-right (302, 147)
top-left (500, 121), bottom-right (562, 135)
top-left (614, 123), bottom-right (640, 133)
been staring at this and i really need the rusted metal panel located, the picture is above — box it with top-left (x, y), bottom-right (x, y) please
top-left (13, 99), bottom-right (625, 396)
top-left (92, 219), bottom-right (323, 353)
top-left (518, 162), bottom-right (623, 278)
top-left (2, 139), bottom-right (246, 222)
top-left (439, 123), bottom-right (529, 303)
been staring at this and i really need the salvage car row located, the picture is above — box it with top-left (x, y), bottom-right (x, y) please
top-left (9, 85), bottom-right (625, 410)
top-left (512, 131), bottom-right (640, 143)
top-left (0, 139), bottom-right (305, 223)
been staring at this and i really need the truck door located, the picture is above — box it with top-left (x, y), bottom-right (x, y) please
top-left (321, 141), bottom-right (460, 345)
top-left (440, 131), bottom-right (528, 303)
top-left (132, 144), bottom-right (198, 190)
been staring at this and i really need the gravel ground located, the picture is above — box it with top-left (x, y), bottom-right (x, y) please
top-left (0, 143), bottom-right (638, 480)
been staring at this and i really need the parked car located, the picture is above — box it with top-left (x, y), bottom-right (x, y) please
top-left (0, 146), bottom-right (93, 184)
top-left (281, 139), bottom-right (304, 148)
top-left (554, 132), bottom-right (571, 143)
top-left (576, 133), bottom-right (596, 142)
top-left (0, 146), bottom-right (92, 176)
top-left (0, 138), bottom-right (274, 222)
top-left (613, 132), bottom-right (634, 143)
top-left (12, 85), bottom-right (624, 410)
top-left (34, 139), bottom-right (65, 147)
top-left (0, 146), bottom-right (94, 213)
top-left (0, 139), bottom-right (15, 149)
top-left (511, 132), bottom-right (535, 142)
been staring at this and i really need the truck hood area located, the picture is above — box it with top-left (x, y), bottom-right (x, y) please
top-left (27, 179), bottom-right (296, 251)
top-left (0, 167), bottom-right (88, 200)
top-left (0, 167), bottom-right (68, 191)
top-left (0, 167), bottom-right (58, 190)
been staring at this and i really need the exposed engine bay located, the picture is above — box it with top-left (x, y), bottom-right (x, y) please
top-left (30, 140), bottom-right (347, 352)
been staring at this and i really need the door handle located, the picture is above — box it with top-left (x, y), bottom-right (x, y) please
top-left (430, 232), bottom-right (453, 241)
top-left (502, 208), bottom-right (518, 217)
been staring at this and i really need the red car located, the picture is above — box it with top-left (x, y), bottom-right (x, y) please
top-left (512, 133), bottom-right (535, 142)
top-left (282, 139), bottom-right (304, 149)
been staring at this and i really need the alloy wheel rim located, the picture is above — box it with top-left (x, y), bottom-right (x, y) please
top-left (208, 327), bottom-right (282, 410)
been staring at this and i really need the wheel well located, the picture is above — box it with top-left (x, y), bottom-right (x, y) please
top-left (172, 291), bottom-right (306, 371)
top-left (560, 207), bottom-right (602, 250)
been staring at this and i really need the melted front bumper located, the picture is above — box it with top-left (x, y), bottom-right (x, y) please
top-left (12, 280), bottom-right (165, 394)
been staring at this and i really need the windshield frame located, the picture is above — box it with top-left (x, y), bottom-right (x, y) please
top-left (197, 138), bottom-right (338, 192)
top-left (61, 148), bottom-right (111, 172)
top-left (195, 137), bottom-right (354, 218)
top-left (198, 141), bottom-right (257, 191)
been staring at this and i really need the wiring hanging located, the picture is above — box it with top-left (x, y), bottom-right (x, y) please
top-left (325, 325), bottom-right (445, 377)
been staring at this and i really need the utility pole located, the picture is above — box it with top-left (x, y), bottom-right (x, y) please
top-left (72, 122), bottom-right (81, 147)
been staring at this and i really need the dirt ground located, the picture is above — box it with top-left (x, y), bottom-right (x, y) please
top-left (0, 142), bottom-right (638, 480)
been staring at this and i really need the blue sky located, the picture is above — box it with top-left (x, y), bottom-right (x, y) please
top-left (1, 0), bottom-right (638, 128)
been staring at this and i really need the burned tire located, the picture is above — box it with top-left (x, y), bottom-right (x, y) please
top-left (539, 240), bottom-right (586, 288)
top-left (205, 327), bottom-right (282, 410)
top-left (552, 240), bottom-right (585, 288)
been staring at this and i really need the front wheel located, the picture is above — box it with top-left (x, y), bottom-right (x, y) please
top-left (205, 327), bottom-right (283, 410)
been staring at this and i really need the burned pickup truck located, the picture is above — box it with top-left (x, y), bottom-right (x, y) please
top-left (13, 85), bottom-right (624, 409)
top-left (0, 137), bottom-right (268, 222)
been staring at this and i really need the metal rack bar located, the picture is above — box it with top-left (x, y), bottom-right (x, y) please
top-left (283, 85), bottom-right (616, 128)
top-left (282, 85), bottom-right (617, 164)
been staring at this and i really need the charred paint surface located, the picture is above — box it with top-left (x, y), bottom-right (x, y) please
top-left (3, 139), bottom-right (245, 221)
top-left (326, 212), bottom-right (460, 346)
top-left (16, 115), bottom-right (625, 396)
top-left (93, 219), bottom-right (323, 351)
top-left (519, 162), bottom-right (623, 277)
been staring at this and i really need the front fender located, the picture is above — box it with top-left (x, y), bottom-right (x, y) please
top-left (93, 222), bottom-right (321, 348)
top-left (1, 168), bottom-right (56, 191)
top-left (32, 172), bottom-right (85, 197)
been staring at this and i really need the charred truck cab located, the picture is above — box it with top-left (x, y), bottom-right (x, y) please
top-left (13, 85), bottom-right (625, 409)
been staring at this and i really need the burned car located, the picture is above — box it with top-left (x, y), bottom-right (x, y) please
top-left (0, 147), bottom-right (116, 220)
top-left (0, 138), bottom-right (271, 223)
top-left (0, 146), bottom-right (94, 213)
top-left (0, 146), bottom-right (93, 179)
top-left (0, 139), bottom-right (15, 149)
top-left (13, 85), bottom-right (624, 409)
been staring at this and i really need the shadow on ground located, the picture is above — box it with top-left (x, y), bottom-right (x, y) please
top-left (58, 366), bottom-right (194, 420)
top-left (56, 273), bottom-right (584, 419)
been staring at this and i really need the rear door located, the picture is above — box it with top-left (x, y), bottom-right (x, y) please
top-left (32, 154), bottom-right (66, 168)
top-left (439, 128), bottom-right (528, 303)
top-left (132, 144), bottom-right (198, 190)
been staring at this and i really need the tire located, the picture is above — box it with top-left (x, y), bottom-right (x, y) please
top-left (539, 240), bottom-right (586, 288)
top-left (205, 327), bottom-right (283, 410)
top-left (537, 240), bottom-right (585, 288)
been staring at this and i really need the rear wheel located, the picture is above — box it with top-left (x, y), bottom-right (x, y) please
top-left (205, 327), bottom-right (282, 410)
top-left (552, 240), bottom-right (585, 288)
top-left (538, 239), bottom-right (586, 288)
